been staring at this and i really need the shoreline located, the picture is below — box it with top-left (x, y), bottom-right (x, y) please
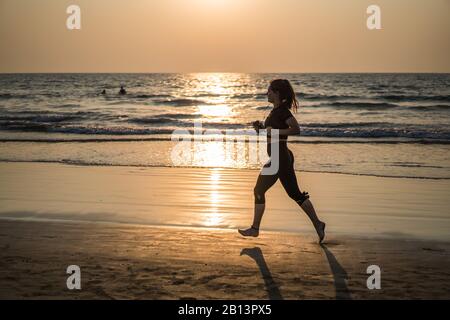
top-left (1, 136), bottom-right (450, 181)
top-left (0, 159), bottom-right (449, 181)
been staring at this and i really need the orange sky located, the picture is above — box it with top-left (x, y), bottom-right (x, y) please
top-left (0, 0), bottom-right (449, 73)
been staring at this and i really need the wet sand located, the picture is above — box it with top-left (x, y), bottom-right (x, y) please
top-left (1, 162), bottom-right (449, 240)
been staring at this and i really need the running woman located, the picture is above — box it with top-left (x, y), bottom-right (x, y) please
top-left (238, 79), bottom-right (326, 243)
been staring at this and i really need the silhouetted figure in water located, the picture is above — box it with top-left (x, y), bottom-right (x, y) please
top-left (119, 86), bottom-right (127, 95)
top-left (238, 79), bottom-right (326, 243)
top-left (100, 89), bottom-right (106, 95)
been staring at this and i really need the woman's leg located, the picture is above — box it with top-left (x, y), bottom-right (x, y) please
top-left (239, 167), bottom-right (278, 237)
top-left (279, 150), bottom-right (326, 242)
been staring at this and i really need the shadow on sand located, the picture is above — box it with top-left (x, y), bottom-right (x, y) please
top-left (240, 243), bottom-right (351, 300)
top-left (320, 243), bottom-right (352, 300)
top-left (240, 247), bottom-right (283, 300)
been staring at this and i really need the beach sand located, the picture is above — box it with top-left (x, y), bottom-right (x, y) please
top-left (0, 162), bottom-right (449, 299)
top-left (0, 220), bottom-right (449, 299)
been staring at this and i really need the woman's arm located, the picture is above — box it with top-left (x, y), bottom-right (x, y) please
top-left (267, 116), bottom-right (300, 136)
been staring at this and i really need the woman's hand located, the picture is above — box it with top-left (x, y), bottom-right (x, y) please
top-left (252, 120), bottom-right (264, 133)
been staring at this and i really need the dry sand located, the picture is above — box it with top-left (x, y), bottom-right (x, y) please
top-left (0, 220), bottom-right (449, 299)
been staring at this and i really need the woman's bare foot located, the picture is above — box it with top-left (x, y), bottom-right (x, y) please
top-left (316, 221), bottom-right (326, 243)
top-left (238, 226), bottom-right (259, 237)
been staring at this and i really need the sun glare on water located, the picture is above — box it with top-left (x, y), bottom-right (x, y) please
top-left (202, 170), bottom-right (225, 227)
top-left (196, 104), bottom-right (232, 118)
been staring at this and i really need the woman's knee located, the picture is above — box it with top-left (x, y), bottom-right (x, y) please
top-left (290, 191), bottom-right (310, 206)
top-left (253, 186), bottom-right (266, 204)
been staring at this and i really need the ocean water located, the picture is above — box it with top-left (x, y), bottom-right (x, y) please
top-left (0, 73), bottom-right (449, 179)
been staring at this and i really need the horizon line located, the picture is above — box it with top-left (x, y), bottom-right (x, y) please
top-left (1, 71), bottom-right (450, 75)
